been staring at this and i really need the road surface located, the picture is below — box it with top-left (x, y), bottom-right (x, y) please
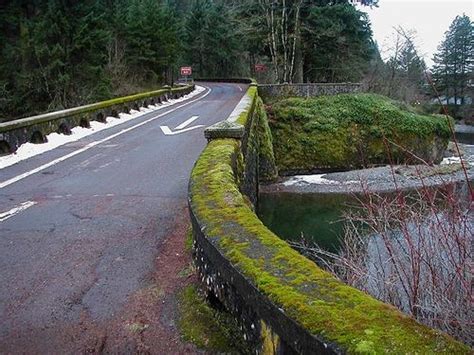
top-left (0, 82), bottom-right (246, 353)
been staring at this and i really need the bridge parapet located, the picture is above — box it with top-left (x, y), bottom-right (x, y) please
top-left (258, 82), bottom-right (361, 101)
top-left (0, 85), bottom-right (194, 154)
top-left (188, 81), bottom-right (468, 354)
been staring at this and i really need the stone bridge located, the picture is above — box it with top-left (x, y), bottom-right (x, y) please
top-left (0, 80), bottom-right (467, 354)
top-left (188, 80), bottom-right (468, 354)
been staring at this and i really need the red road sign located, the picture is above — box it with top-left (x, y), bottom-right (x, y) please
top-left (181, 66), bottom-right (192, 76)
top-left (255, 64), bottom-right (267, 72)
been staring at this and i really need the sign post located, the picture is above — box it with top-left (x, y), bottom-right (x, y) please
top-left (180, 66), bottom-right (192, 84)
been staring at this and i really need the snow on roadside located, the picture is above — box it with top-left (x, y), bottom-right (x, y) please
top-left (0, 85), bottom-right (205, 170)
top-left (283, 174), bottom-right (358, 186)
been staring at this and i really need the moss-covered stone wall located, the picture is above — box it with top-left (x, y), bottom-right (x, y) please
top-left (269, 94), bottom-right (452, 174)
top-left (188, 85), bottom-right (468, 354)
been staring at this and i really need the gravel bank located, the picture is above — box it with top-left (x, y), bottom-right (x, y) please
top-left (260, 144), bottom-right (474, 195)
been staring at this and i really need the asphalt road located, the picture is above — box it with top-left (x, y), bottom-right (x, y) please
top-left (0, 82), bottom-right (245, 353)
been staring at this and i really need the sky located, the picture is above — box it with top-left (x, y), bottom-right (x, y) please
top-left (359, 0), bottom-right (473, 68)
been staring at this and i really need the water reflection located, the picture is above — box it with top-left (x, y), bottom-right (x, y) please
top-left (257, 192), bottom-right (352, 253)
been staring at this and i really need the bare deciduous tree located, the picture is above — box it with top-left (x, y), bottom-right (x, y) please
top-left (258, 0), bottom-right (303, 83)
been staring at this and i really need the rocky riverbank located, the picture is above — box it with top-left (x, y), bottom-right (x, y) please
top-left (260, 143), bottom-right (474, 195)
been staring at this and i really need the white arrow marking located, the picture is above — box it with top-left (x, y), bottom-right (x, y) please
top-left (160, 116), bottom-right (204, 135)
top-left (160, 124), bottom-right (205, 136)
top-left (175, 116), bottom-right (199, 130)
top-left (0, 201), bottom-right (37, 222)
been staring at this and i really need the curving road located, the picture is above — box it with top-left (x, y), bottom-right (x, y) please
top-left (0, 82), bottom-right (246, 353)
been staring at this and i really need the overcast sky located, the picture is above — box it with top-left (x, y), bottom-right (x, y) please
top-left (360, 0), bottom-right (473, 68)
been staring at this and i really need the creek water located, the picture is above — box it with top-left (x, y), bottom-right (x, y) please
top-left (257, 193), bottom-right (353, 253)
top-left (258, 187), bottom-right (472, 325)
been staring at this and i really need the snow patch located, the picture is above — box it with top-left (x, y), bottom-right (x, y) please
top-left (282, 174), bottom-right (358, 186)
top-left (441, 156), bottom-right (461, 165)
top-left (0, 86), bottom-right (205, 170)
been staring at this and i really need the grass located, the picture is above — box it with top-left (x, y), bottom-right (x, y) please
top-left (178, 228), bottom-right (246, 353)
top-left (269, 93), bottom-right (452, 173)
top-left (177, 285), bottom-right (246, 353)
top-left (184, 229), bottom-right (193, 252)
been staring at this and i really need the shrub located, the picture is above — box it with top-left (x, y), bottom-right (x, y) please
top-left (292, 182), bottom-right (473, 346)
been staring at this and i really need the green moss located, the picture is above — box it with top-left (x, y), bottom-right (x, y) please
top-left (185, 229), bottom-right (193, 253)
top-left (236, 86), bottom-right (258, 125)
top-left (355, 340), bottom-right (376, 354)
top-left (255, 97), bottom-right (278, 181)
top-left (231, 86), bottom-right (277, 182)
top-left (177, 285), bottom-right (246, 353)
top-left (189, 138), bottom-right (469, 354)
top-left (269, 93), bottom-right (452, 172)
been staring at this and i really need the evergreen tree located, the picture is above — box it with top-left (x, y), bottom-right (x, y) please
top-left (0, 0), bottom-right (380, 119)
top-left (432, 15), bottom-right (474, 105)
top-left (237, 0), bottom-right (377, 83)
top-left (1, 1), bottom-right (111, 119)
top-left (303, 3), bottom-right (374, 82)
top-left (184, 0), bottom-right (242, 77)
top-left (124, 0), bottom-right (180, 84)
top-left (382, 28), bottom-right (426, 103)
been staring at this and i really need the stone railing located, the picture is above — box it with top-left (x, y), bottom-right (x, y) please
top-left (0, 85), bottom-right (194, 154)
top-left (188, 81), bottom-right (468, 354)
top-left (258, 82), bottom-right (361, 100)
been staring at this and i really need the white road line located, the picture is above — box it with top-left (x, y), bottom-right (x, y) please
top-left (175, 116), bottom-right (199, 130)
top-left (0, 87), bottom-right (212, 189)
top-left (0, 201), bottom-right (37, 222)
top-left (160, 125), bottom-right (205, 136)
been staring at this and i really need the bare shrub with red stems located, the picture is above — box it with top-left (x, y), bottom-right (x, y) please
top-left (293, 70), bottom-right (473, 344)
top-left (292, 138), bottom-right (472, 345)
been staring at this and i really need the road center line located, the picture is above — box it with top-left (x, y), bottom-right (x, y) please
top-left (0, 87), bottom-right (211, 189)
top-left (0, 201), bottom-right (37, 222)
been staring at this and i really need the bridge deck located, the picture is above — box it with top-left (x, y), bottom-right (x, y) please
top-left (0, 82), bottom-right (246, 353)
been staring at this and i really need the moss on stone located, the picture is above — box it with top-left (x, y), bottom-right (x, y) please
top-left (269, 93), bottom-right (453, 173)
top-left (255, 97), bottom-right (278, 181)
top-left (236, 86), bottom-right (258, 126)
top-left (0, 85), bottom-right (193, 132)
top-left (189, 138), bottom-right (469, 354)
top-left (230, 85), bottom-right (277, 182)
